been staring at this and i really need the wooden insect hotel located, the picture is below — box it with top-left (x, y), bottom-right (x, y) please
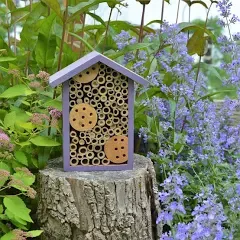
top-left (49, 51), bottom-right (148, 171)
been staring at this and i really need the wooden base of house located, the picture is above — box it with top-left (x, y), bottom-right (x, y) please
top-left (37, 154), bottom-right (161, 240)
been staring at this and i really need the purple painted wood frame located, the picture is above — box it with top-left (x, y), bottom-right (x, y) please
top-left (62, 79), bottom-right (134, 172)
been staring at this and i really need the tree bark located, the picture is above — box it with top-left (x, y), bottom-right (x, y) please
top-left (37, 154), bottom-right (161, 240)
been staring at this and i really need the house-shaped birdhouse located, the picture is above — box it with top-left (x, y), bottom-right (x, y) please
top-left (49, 51), bottom-right (148, 171)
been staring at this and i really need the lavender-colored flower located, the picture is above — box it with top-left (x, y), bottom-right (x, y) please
top-left (36, 71), bottom-right (50, 82)
top-left (138, 127), bottom-right (148, 143)
top-left (49, 108), bottom-right (62, 120)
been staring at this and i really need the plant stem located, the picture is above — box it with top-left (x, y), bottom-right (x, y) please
top-left (30, 0), bottom-right (33, 11)
top-left (79, 13), bottom-right (86, 57)
top-left (138, 4), bottom-right (146, 43)
top-left (176, 0), bottom-right (181, 23)
top-left (160, 0), bottom-right (165, 24)
top-left (25, 50), bottom-right (30, 76)
top-left (6, 0), bottom-right (11, 48)
top-left (102, 8), bottom-right (113, 53)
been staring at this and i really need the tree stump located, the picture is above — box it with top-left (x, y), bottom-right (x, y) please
top-left (37, 154), bottom-right (161, 240)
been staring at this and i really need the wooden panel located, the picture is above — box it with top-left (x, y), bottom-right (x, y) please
top-left (104, 135), bottom-right (128, 164)
top-left (73, 63), bottom-right (99, 83)
top-left (69, 103), bottom-right (97, 131)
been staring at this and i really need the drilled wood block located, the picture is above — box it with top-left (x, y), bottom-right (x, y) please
top-left (73, 63), bottom-right (99, 83)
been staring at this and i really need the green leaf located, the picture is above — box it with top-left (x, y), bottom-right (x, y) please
top-left (0, 85), bottom-right (35, 98)
top-left (35, 13), bottom-right (57, 69)
top-left (43, 99), bottom-right (62, 110)
top-left (68, 0), bottom-right (122, 22)
top-left (41, 0), bottom-right (62, 20)
top-left (0, 66), bottom-right (8, 73)
top-left (4, 111), bottom-right (16, 128)
top-left (146, 20), bottom-right (163, 26)
top-left (108, 43), bottom-right (153, 59)
top-left (68, 32), bottom-right (95, 51)
top-left (0, 162), bottom-right (11, 172)
top-left (191, 0), bottom-right (208, 8)
top-left (14, 151), bottom-right (28, 166)
top-left (0, 57), bottom-right (16, 62)
top-left (187, 29), bottom-right (207, 56)
top-left (26, 230), bottom-right (44, 238)
top-left (0, 231), bottom-right (15, 240)
top-left (30, 136), bottom-right (61, 147)
top-left (12, 170), bottom-right (35, 187)
top-left (3, 196), bottom-right (33, 223)
top-left (197, 90), bottom-right (235, 101)
top-left (87, 12), bottom-right (106, 26)
top-left (0, 205), bottom-right (3, 214)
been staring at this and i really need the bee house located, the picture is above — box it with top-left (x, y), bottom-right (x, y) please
top-left (49, 51), bottom-right (148, 171)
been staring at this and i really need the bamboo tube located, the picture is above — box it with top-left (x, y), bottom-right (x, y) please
top-left (102, 127), bottom-right (108, 134)
top-left (122, 89), bottom-right (128, 96)
top-left (102, 158), bottom-right (110, 165)
top-left (92, 138), bottom-right (98, 145)
top-left (90, 99), bottom-right (97, 108)
top-left (70, 131), bottom-right (77, 138)
top-left (97, 76), bottom-right (106, 84)
top-left (114, 86), bottom-right (121, 93)
top-left (106, 67), bottom-right (112, 74)
top-left (112, 117), bottom-right (120, 125)
top-left (70, 79), bottom-right (75, 85)
top-left (72, 137), bottom-right (79, 144)
top-left (92, 88), bottom-right (98, 95)
top-left (98, 70), bottom-right (105, 76)
top-left (98, 119), bottom-right (105, 127)
top-left (97, 108), bottom-right (102, 114)
top-left (92, 80), bottom-right (99, 88)
top-left (100, 95), bottom-right (107, 102)
top-left (111, 71), bottom-right (120, 79)
top-left (121, 117), bottom-right (128, 124)
top-left (103, 135), bottom-right (110, 141)
top-left (83, 85), bottom-right (91, 93)
top-left (70, 85), bottom-right (77, 93)
top-left (76, 89), bottom-right (84, 98)
top-left (79, 132), bottom-right (86, 138)
top-left (103, 107), bottom-right (111, 114)
top-left (108, 89), bottom-right (114, 95)
top-left (70, 93), bottom-right (77, 99)
top-left (122, 103), bottom-right (128, 109)
top-left (70, 158), bottom-right (79, 166)
top-left (117, 98), bottom-right (124, 106)
top-left (79, 139), bottom-right (85, 146)
top-left (113, 109), bottom-right (119, 116)
top-left (97, 102), bottom-right (103, 109)
top-left (87, 92), bottom-right (93, 98)
top-left (85, 137), bottom-right (91, 144)
top-left (70, 143), bottom-right (77, 151)
top-left (99, 86), bottom-right (107, 95)
top-left (122, 129), bottom-right (128, 135)
top-left (99, 63), bottom-right (106, 70)
top-left (76, 82), bottom-right (82, 89)
top-left (114, 78), bottom-right (121, 86)
top-left (87, 145), bottom-right (94, 151)
top-left (94, 145), bottom-right (102, 152)
top-left (105, 101), bottom-right (111, 107)
top-left (78, 146), bottom-right (87, 155)
top-left (99, 113), bottom-right (105, 120)
top-left (106, 75), bottom-right (113, 82)
top-left (108, 129), bottom-right (115, 136)
top-left (114, 127), bottom-right (122, 135)
top-left (70, 151), bottom-right (77, 157)
top-left (94, 95), bottom-right (100, 102)
top-left (122, 95), bottom-right (128, 100)
top-left (93, 126), bottom-right (101, 134)
top-left (98, 139), bottom-right (105, 146)
top-left (111, 102), bottom-right (117, 108)
top-left (77, 154), bottom-right (84, 160)
top-left (77, 99), bottom-right (83, 104)
top-left (88, 132), bottom-right (96, 139)
top-left (97, 151), bottom-right (105, 159)
top-left (86, 151), bottom-right (94, 159)
top-left (121, 109), bottom-right (128, 116)
top-left (108, 113), bottom-right (113, 119)
top-left (106, 119), bottom-right (112, 126)
top-left (116, 92), bottom-right (122, 98)
top-left (121, 81), bottom-right (128, 89)
top-left (81, 158), bottom-right (90, 166)
top-left (120, 75), bottom-right (127, 81)
top-left (92, 158), bottom-right (100, 166)
top-left (106, 82), bottom-right (114, 90)
top-left (84, 97), bottom-right (90, 104)
top-left (109, 95), bottom-right (116, 102)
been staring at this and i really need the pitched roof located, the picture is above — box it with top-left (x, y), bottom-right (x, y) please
top-left (49, 51), bottom-right (148, 88)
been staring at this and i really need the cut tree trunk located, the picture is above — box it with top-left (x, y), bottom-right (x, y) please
top-left (37, 154), bottom-right (161, 240)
